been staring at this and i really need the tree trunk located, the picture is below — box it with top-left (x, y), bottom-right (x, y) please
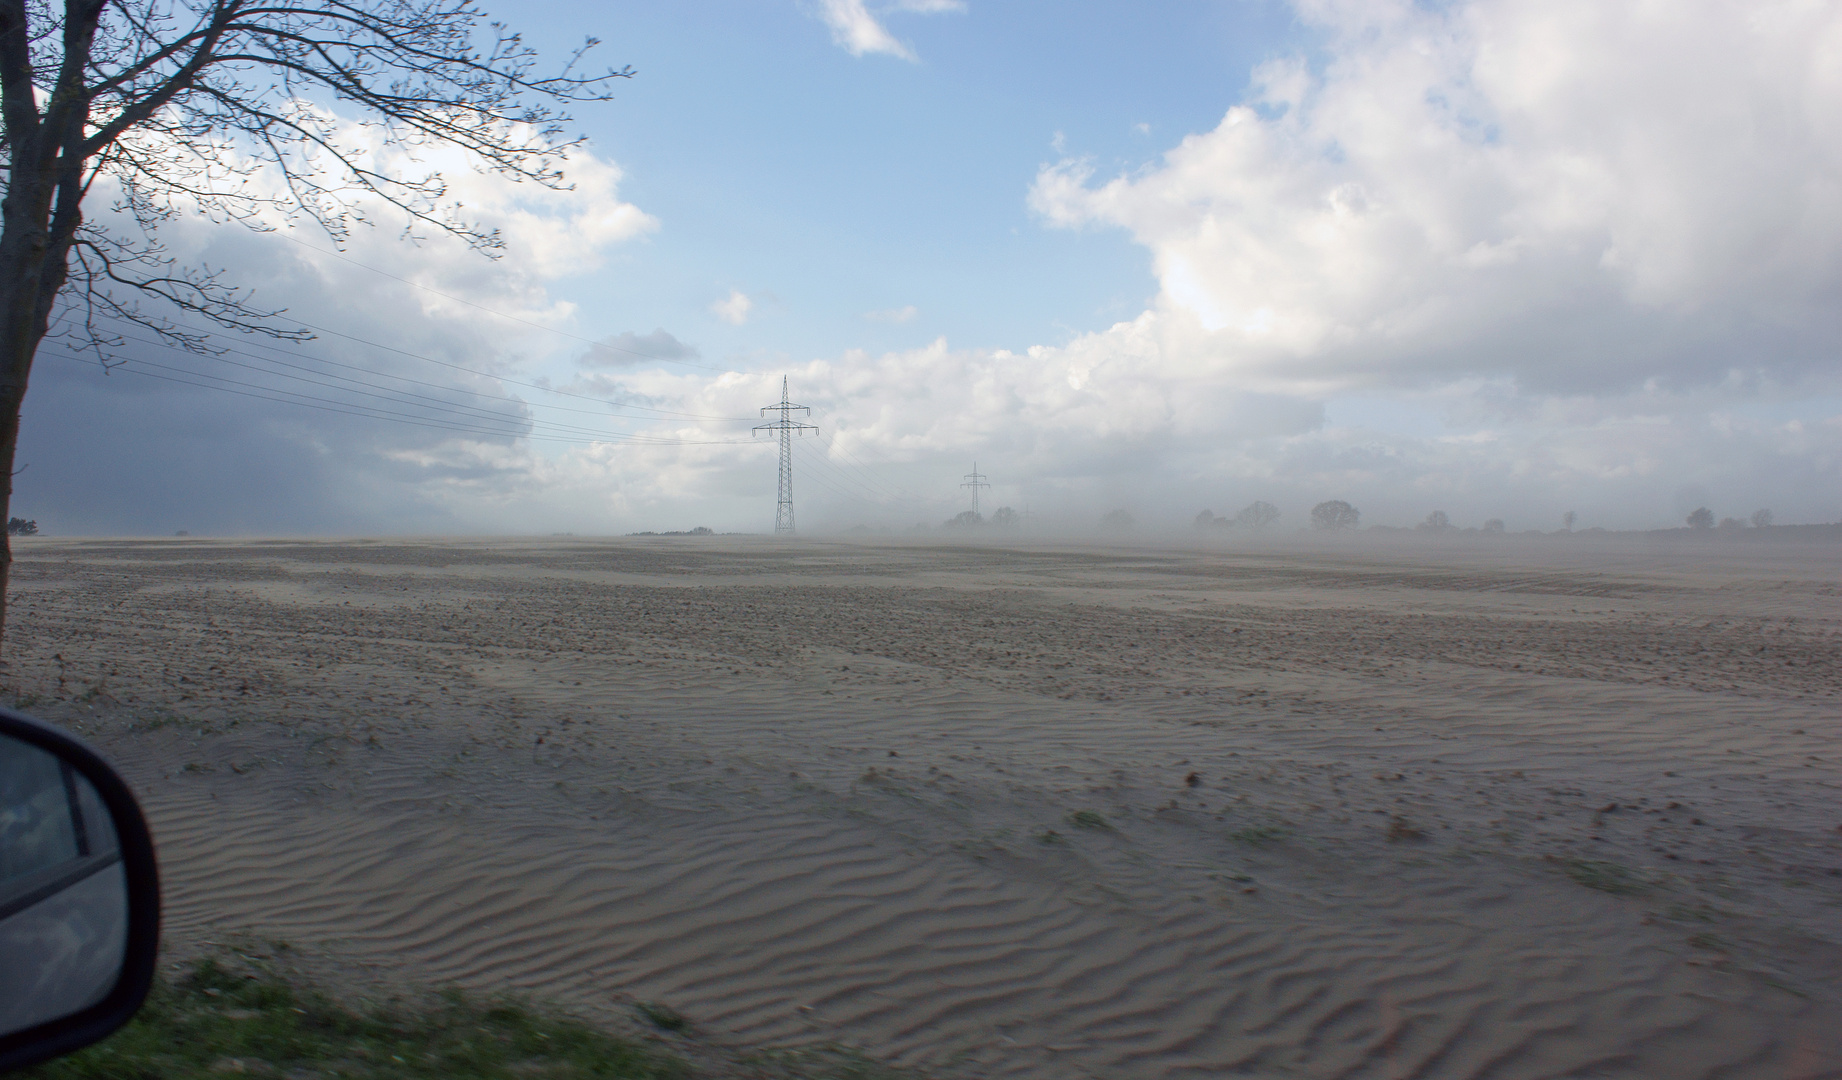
top-left (0, 373), bottom-right (19, 661)
top-left (0, 270), bottom-right (47, 665)
top-left (0, 0), bottom-right (107, 665)
top-left (0, 187), bottom-right (65, 663)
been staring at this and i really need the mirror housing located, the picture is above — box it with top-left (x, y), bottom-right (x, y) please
top-left (0, 708), bottom-right (161, 1073)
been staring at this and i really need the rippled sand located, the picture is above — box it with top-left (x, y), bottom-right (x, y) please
top-left (10, 535), bottom-right (1842, 1078)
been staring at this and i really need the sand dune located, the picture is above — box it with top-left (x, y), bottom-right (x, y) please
top-left (9, 536), bottom-right (1841, 1077)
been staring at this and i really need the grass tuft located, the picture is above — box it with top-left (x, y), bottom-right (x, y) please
top-left (1066, 810), bottom-right (1110, 831)
top-left (633, 1001), bottom-right (687, 1033)
top-left (1228, 826), bottom-right (1286, 847)
top-left (1558, 857), bottom-right (1651, 896)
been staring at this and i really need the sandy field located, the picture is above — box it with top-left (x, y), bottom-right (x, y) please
top-left (6, 534), bottom-right (1841, 1078)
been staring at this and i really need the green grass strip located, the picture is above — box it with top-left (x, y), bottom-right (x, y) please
top-left (25, 957), bottom-right (688, 1079)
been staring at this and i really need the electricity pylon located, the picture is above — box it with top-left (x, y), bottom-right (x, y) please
top-left (755, 376), bottom-right (818, 535)
top-left (960, 462), bottom-right (990, 516)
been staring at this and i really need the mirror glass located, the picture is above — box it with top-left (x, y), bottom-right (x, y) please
top-left (0, 731), bottom-right (128, 1037)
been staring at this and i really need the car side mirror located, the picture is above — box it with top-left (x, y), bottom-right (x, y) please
top-left (0, 708), bottom-right (160, 1072)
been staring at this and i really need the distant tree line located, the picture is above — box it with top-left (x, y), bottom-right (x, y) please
top-left (1194, 501), bottom-right (1281, 533)
top-left (1310, 501), bottom-right (1359, 532)
top-left (5, 518), bottom-right (35, 536)
top-left (1216, 502), bottom-right (1777, 536)
top-left (941, 507), bottom-right (1020, 530)
top-left (1019, 500), bottom-right (1784, 538)
top-left (1687, 507), bottom-right (1773, 532)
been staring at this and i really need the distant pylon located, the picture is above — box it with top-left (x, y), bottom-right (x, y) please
top-left (960, 461), bottom-right (990, 516)
top-left (754, 376), bottom-right (818, 535)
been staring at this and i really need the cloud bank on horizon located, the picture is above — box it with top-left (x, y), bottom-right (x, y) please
top-left (16, 0), bottom-right (1842, 536)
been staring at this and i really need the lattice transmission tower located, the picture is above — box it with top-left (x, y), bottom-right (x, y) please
top-left (755, 376), bottom-right (818, 535)
top-left (961, 462), bottom-right (990, 516)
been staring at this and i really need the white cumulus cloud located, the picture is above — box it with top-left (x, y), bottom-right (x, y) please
top-left (1029, 0), bottom-right (1842, 396)
top-left (710, 289), bottom-right (754, 325)
top-left (811, 0), bottom-right (965, 61)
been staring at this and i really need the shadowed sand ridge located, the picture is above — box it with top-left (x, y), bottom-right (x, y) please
top-left (10, 536), bottom-right (1841, 1078)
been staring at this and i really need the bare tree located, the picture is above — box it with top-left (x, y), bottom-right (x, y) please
top-left (1751, 508), bottom-right (1773, 528)
top-left (1482, 518), bottom-right (1504, 533)
top-left (0, 0), bottom-right (628, 652)
top-left (1233, 500), bottom-right (1279, 531)
top-left (1686, 507), bottom-right (1715, 530)
top-left (1310, 500), bottom-right (1359, 532)
top-left (1416, 509), bottom-right (1451, 533)
top-left (990, 506), bottom-right (1017, 529)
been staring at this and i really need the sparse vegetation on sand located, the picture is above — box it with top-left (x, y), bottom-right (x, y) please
top-left (25, 950), bottom-right (921, 1068)
top-left (1067, 810), bottom-right (1112, 830)
top-left (1556, 857), bottom-right (1652, 896)
top-left (24, 953), bottom-right (929, 1080)
top-left (24, 958), bottom-right (686, 1080)
top-left (634, 1001), bottom-right (689, 1033)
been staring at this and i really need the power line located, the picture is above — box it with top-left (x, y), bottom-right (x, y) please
top-left (227, 316), bottom-right (755, 422)
top-left (71, 312), bottom-right (772, 446)
top-left (121, 337), bottom-right (567, 436)
top-left (811, 432), bottom-right (914, 505)
top-left (789, 440), bottom-right (972, 524)
top-left (63, 352), bottom-right (573, 444)
top-left (60, 301), bottom-right (989, 508)
top-left (71, 307), bottom-right (755, 424)
top-left (73, 310), bottom-right (969, 502)
top-left (287, 317), bottom-right (755, 420)
top-left (271, 231), bottom-right (732, 373)
top-left (806, 432), bottom-right (962, 512)
top-left (50, 347), bottom-right (751, 447)
top-left (106, 349), bottom-right (718, 445)
top-left (796, 440), bottom-right (900, 506)
top-left (791, 444), bottom-right (883, 508)
top-left (91, 317), bottom-right (727, 427)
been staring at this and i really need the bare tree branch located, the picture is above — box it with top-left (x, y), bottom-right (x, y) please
top-left (0, 0), bottom-right (629, 651)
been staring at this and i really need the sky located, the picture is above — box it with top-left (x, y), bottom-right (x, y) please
top-left (17, 0), bottom-right (1842, 536)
